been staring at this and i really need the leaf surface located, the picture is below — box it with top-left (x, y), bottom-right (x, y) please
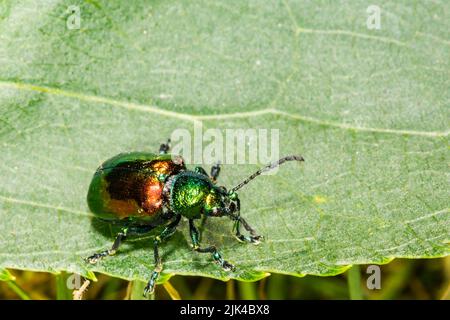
top-left (0, 0), bottom-right (448, 283)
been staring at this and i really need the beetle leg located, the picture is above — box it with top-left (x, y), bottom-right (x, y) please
top-left (159, 138), bottom-right (171, 154)
top-left (85, 228), bottom-right (128, 264)
top-left (231, 215), bottom-right (263, 245)
top-left (210, 162), bottom-right (221, 183)
top-left (85, 225), bottom-right (154, 264)
top-left (189, 219), bottom-right (235, 271)
top-left (143, 214), bottom-right (181, 297)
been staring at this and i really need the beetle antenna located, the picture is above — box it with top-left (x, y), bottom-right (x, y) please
top-left (230, 155), bottom-right (304, 193)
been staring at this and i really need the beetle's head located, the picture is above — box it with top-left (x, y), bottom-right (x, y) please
top-left (204, 186), bottom-right (240, 217)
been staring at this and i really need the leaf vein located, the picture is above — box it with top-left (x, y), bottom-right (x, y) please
top-left (0, 80), bottom-right (447, 138)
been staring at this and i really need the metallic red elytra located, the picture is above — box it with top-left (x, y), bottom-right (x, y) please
top-left (87, 152), bottom-right (185, 222)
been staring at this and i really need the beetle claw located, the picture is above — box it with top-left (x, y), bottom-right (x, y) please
top-left (85, 254), bottom-right (100, 264)
top-left (143, 284), bottom-right (154, 297)
top-left (234, 234), bottom-right (263, 245)
top-left (251, 235), bottom-right (263, 245)
top-left (222, 261), bottom-right (235, 272)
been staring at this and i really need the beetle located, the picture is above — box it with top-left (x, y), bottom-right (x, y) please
top-left (85, 139), bottom-right (304, 296)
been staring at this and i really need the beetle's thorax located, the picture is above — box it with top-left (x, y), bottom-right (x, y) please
top-left (167, 171), bottom-right (214, 219)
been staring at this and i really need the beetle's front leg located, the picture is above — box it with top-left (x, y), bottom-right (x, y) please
top-left (195, 163), bottom-right (220, 183)
top-left (143, 214), bottom-right (181, 296)
top-left (189, 219), bottom-right (234, 271)
top-left (231, 214), bottom-right (263, 245)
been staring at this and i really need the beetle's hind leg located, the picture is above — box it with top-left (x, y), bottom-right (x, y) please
top-left (159, 138), bottom-right (171, 154)
top-left (85, 228), bottom-right (127, 264)
top-left (85, 225), bottom-right (153, 264)
top-left (144, 214), bottom-right (181, 297)
top-left (189, 219), bottom-right (235, 271)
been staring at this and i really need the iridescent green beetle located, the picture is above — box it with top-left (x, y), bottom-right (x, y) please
top-left (86, 139), bottom-right (304, 296)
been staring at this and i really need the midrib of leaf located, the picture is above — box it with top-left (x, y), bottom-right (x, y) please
top-left (0, 80), bottom-right (447, 138)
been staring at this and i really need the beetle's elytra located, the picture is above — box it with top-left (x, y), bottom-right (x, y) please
top-left (87, 152), bottom-right (186, 221)
top-left (86, 139), bottom-right (304, 296)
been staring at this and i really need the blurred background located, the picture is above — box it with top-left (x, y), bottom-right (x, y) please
top-left (1, 257), bottom-right (448, 300)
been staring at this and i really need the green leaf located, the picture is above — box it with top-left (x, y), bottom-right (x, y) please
top-left (0, 1), bottom-right (448, 285)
